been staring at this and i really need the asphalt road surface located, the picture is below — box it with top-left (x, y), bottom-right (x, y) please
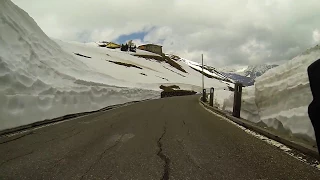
top-left (1, 95), bottom-right (320, 180)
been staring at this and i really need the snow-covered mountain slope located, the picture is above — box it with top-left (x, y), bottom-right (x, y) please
top-left (218, 65), bottom-right (248, 74)
top-left (220, 72), bottom-right (254, 86)
top-left (56, 40), bottom-right (230, 89)
top-left (223, 45), bottom-right (320, 143)
top-left (0, 0), bottom-right (230, 131)
top-left (243, 64), bottom-right (278, 79)
top-left (219, 64), bottom-right (277, 78)
top-left (218, 64), bottom-right (278, 86)
top-left (171, 56), bottom-right (233, 83)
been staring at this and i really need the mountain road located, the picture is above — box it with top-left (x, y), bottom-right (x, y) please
top-left (0, 95), bottom-right (319, 179)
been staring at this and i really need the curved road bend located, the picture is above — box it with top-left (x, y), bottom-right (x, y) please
top-left (0, 95), bottom-right (319, 180)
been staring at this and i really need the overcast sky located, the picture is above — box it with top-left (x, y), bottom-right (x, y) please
top-left (12, 0), bottom-right (320, 67)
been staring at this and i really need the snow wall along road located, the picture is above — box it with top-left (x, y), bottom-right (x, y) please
top-left (224, 45), bottom-right (320, 144)
top-left (0, 0), bottom-right (159, 131)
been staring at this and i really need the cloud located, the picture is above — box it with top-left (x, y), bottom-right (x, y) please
top-left (115, 31), bottom-right (149, 44)
top-left (313, 29), bottom-right (320, 43)
top-left (240, 39), bottom-right (272, 65)
top-left (12, 0), bottom-right (320, 67)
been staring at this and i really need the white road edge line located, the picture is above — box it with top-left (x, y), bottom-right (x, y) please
top-left (1, 113), bottom-right (94, 138)
top-left (199, 102), bottom-right (320, 170)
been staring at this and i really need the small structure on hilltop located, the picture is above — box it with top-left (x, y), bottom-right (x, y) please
top-left (127, 40), bottom-right (136, 52)
top-left (120, 42), bottom-right (136, 52)
top-left (138, 44), bottom-right (163, 55)
top-left (127, 40), bottom-right (134, 48)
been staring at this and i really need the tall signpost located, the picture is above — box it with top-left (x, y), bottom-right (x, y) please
top-left (202, 54), bottom-right (204, 91)
top-left (202, 54), bottom-right (206, 102)
top-left (232, 83), bottom-right (243, 118)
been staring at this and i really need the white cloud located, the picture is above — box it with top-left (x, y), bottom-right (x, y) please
top-left (12, 0), bottom-right (320, 67)
top-left (313, 29), bottom-right (320, 43)
top-left (144, 27), bottom-right (173, 44)
top-left (240, 39), bottom-right (272, 64)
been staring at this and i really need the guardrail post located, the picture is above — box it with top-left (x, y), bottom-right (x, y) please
top-left (202, 89), bottom-right (207, 102)
top-left (232, 83), bottom-right (243, 118)
top-left (210, 87), bottom-right (214, 106)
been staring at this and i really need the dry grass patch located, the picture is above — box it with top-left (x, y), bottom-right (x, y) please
top-left (74, 53), bottom-right (91, 59)
top-left (133, 54), bottom-right (187, 73)
top-left (160, 85), bottom-right (196, 98)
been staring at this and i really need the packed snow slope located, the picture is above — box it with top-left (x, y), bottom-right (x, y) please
top-left (0, 0), bottom-right (229, 131)
top-left (223, 45), bottom-right (320, 143)
top-left (55, 41), bottom-right (230, 91)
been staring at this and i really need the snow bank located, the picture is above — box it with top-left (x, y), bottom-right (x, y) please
top-left (215, 90), bottom-right (233, 110)
top-left (253, 46), bottom-right (320, 141)
top-left (238, 86), bottom-right (260, 123)
top-left (221, 87), bottom-right (260, 122)
top-left (0, 0), bottom-right (159, 131)
top-left (223, 45), bottom-right (320, 141)
top-left (0, 87), bottom-right (159, 130)
top-left (0, 0), bottom-right (230, 131)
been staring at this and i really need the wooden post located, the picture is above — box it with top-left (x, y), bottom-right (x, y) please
top-left (210, 87), bottom-right (214, 106)
top-left (232, 83), bottom-right (243, 118)
top-left (202, 89), bottom-right (207, 102)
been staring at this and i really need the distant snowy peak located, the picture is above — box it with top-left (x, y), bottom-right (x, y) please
top-left (220, 72), bottom-right (254, 86)
top-left (217, 64), bottom-right (278, 86)
top-left (168, 53), bottom-right (277, 84)
top-left (218, 65), bottom-right (248, 74)
top-left (244, 64), bottom-right (278, 79)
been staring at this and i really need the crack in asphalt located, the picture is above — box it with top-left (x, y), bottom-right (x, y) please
top-left (0, 151), bottom-right (34, 167)
top-left (80, 135), bottom-right (124, 180)
top-left (177, 139), bottom-right (214, 178)
top-left (48, 128), bottom-right (115, 172)
top-left (34, 128), bottom-right (84, 147)
top-left (157, 123), bottom-right (170, 180)
top-left (62, 127), bottom-right (77, 134)
top-left (48, 129), bottom-right (107, 172)
top-left (51, 154), bottom-right (71, 170)
top-left (60, 130), bottom-right (83, 141)
top-left (2, 126), bottom-right (79, 154)
top-left (30, 128), bottom-right (83, 149)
